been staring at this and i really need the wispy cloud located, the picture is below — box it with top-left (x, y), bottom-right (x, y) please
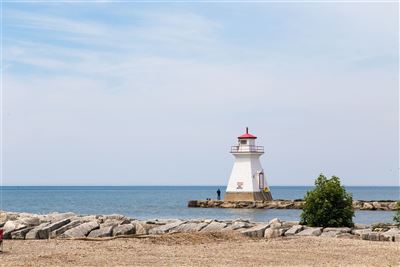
top-left (3, 3), bottom-right (398, 186)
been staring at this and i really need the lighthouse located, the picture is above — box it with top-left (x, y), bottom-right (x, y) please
top-left (224, 128), bottom-right (273, 201)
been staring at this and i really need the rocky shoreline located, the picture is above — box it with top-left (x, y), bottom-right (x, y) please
top-left (1, 211), bottom-right (399, 242)
top-left (188, 199), bottom-right (398, 210)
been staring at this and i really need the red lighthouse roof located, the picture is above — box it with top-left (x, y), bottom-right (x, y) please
top-left (238, 127), bottom-right (257, 139)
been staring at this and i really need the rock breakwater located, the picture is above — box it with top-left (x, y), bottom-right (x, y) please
top-left (187, 199), bottom-right (398, 210)
top-left (1, 211), bottom-right (399, 242)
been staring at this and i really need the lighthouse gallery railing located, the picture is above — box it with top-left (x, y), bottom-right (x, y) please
top-left (230, 145), bottom-right (264, 153)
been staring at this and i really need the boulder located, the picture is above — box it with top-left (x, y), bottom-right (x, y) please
top-left (149, 220), bottom-right (185, 235)
top-left (321, 227), bottom-right (351, 237)
top-left (361, 232), bottom-right (371, 240)
top-left (0, 211), bottom-right (7, 225)
top-left (372, 202), bottom-right (381, 210)
top-left (388, 202), bottom-right (397, 210)
top-left (146, 220), bottom-right (172, 226)
top-left (264, 228), bottom-right (282, 239)
top-left (221, 203), bottom-right (236, 208)
top-left (352, 228), bottom-right (372, 236)
top-left (100, 214), bottom-right (126, 221)
top-left (361, 202), bottom-right (374, 210)
top-left (3, 221), bottom-right (27, 239)
top-left (224, 221), bottom-right (252, 231)
top-left (25, 223), bottom-right (50, 239)
top-left (11, 227), bottom-right (34, 240)
top-left (171, 222), bottom-right (208, 233)
top-left (3, 220), bottom-right (19, 233)
top-left (37, 218), bottom-right (71, 239)
top-left (323, 227), bottom-right (351, 233)
top-left (255, 202), bottom-right (266, 208)
top-left (187, 200), bottom-right (199, 207)
top-left (101, 220), bottom-right (119, 228)
top-left (200, 221), bottom-right (227, 233)
top-left (285, 225), bottom-right (303, 236)
top-left (132, 221), bottom-right (147, 235)
top-left (88, 226), bottom-right (114, 238)
top-left (296, 227), bottom-right (322, 236)
top-left (19, 216), bottom-right (40, 227)
top-left (241, 224), bottom-right (269, 238)
top-left (5, 212), bottom-right (19, 221)
top-left (51, 220), bottom-right (83, 238)
top-left (368, 232), bottom-right (380, 241)
top-left (133, 221), bottom-right (160, 234)
top-left (112, 224), bottom-right (135, 236)
top-left (62, 221), bottom-right (99, 238)
top-left (381, 228), bottom-right (400, 241)
top-left (101, 219), bottom-right (130, 228)
top-left (394, 234), bottom-right (400, 242)
top-left (46, 212), bottom-right (76, 222)
top-left (267, 218), bottom-right (282, 229)
top-left (79, 215), bottom-right (99, 222)
top-left (379, 234), bottom-right (392, 241)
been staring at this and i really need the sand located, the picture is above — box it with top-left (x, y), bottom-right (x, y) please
top-left (1, 232), bottom-right (399, 266)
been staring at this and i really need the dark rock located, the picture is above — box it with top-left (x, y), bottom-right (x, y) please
top-left (50, 220), bottom-right (83, 238)
top-left (37, 218), bottom-right (71, 239)
top-left (11, 227), bottom-right (34, 239)
top-left (25, 223), bottom-right (50, 239)
top-left (3, 221), bottom-right (27, 239)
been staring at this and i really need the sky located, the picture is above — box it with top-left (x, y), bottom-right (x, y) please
top-left (3, 2), bottom-right (399, 186)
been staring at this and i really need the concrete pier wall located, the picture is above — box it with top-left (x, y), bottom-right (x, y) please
top-left (187, 200), bottom-right (398, 210)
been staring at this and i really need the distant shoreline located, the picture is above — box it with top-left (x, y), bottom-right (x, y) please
top-left (2, 185), bottom-right (399, 187)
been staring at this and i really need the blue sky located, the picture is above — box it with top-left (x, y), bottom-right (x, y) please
top-left (3, 2), bottom-right (399, 186)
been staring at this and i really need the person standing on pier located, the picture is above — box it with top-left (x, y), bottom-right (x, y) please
top-left (217, 188), bottom-right (221, 200)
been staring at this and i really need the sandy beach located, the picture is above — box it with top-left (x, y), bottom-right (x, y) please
top-left (1, 232), bottom-right (399, 267)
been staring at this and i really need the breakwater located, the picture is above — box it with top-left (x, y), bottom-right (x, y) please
top-left (1, 211), bottom-right (399, 242)
top-left (187, 200), bottom-right (398, 210)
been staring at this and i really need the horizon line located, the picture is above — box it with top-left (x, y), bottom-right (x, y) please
top-left (1, 184), bottom-right (399, 187)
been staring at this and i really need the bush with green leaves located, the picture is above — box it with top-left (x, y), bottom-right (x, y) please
top-left (394, 201), bottom-right (400, 226)
top-left (300, 174), bottom-right (354, 227)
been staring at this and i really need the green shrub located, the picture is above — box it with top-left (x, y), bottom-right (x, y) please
top-left (394, 201), bottom-right (400, 226)
top-left (300, 174), bottom-right (354, 227)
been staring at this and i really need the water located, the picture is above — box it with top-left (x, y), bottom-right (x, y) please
top-left (1, 186), bottom-right (398, 225)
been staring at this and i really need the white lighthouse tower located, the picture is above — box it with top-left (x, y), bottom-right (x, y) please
top-left (224, 128), bottom-right (273, 201)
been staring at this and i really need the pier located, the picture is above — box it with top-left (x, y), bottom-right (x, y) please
top-left (187, 199), bottom-right (398, 210)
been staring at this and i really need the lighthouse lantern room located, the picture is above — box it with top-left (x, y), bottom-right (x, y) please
top-left (224, 128), bottom-right (273, 201)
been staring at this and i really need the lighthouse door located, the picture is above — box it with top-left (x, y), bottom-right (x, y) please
top-left (258, 172), bottom-right (265, 189)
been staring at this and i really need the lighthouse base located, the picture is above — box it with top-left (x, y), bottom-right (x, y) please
top-left (224, 191), bottom-right (273, 201)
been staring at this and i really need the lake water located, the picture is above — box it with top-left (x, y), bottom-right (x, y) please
top-left (1, 186), bottom-right (398, 225)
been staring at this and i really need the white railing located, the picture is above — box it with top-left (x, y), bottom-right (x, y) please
top-left (230, 145), bottom-right (264, 153)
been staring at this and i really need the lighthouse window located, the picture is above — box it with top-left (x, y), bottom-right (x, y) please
top-left (240, 140), bottom-right (247, 145)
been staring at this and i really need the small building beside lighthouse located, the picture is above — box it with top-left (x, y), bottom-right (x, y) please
top-left (224, 128), bottom-right (273, 201)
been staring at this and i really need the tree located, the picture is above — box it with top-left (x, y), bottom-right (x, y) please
top-left (394, 201), bottom-right (400, 226)
top-left (300, 174), bottom-right (354, 227)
